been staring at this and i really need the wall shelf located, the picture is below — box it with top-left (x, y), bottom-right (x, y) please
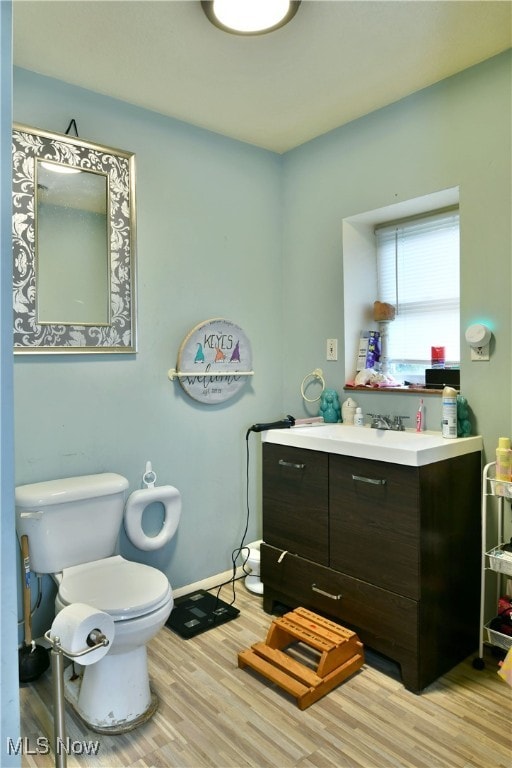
top-left (344, 386), bottom-right (442, 395)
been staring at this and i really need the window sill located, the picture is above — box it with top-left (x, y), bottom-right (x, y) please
top-left (344, 385), bottom-right (443, 395)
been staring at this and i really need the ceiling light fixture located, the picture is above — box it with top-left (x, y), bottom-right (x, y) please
top-left (201, 0), bottom-right (300, 36)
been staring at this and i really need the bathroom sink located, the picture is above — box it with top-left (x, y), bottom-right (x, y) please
top-left (262, 424), bottom-right (482, 466)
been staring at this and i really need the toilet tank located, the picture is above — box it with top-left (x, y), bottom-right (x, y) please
top-left (15, 473), bottom-right (129, 574)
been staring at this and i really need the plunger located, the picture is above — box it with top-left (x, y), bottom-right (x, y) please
top-left (18, 535), bottom-right (50, 683)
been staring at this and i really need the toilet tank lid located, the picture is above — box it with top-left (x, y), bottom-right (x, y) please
top-left (15, 473), bottom-right (129, 508)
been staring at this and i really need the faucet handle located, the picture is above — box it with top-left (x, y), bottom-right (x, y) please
top-left (393, 415), bottom-right (409, 430)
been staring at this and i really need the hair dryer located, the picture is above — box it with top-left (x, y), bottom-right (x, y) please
top-left (248, 415), bottom-right (296, 434)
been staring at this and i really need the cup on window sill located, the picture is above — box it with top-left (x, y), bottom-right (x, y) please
top-left (431, 346), bottom-right (445, 369)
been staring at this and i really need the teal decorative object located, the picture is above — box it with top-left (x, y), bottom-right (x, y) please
top-left (319, 389), bottom-right (341, 423)
top-left (457, 395), bottom-right (472, 437)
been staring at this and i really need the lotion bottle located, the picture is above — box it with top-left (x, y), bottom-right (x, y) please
top-left (416, 399), bottom-right (425, 432)
top-left (342, 398), bottom-right (357, 425)
top-left (496, 437), bottom-right (512, 481)
top-left (441, 386), bottom-right (458, 439)
top-left (354, 407), bottom-right (364, 427)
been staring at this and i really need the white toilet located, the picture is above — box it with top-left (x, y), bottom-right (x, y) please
top-left (15, 472), bottom-right (181, 733)
top-left (245, 540), bottom-right (263, 595)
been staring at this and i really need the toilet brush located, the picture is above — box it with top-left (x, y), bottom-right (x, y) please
top-left (18, 535), bottom-right (50, 683)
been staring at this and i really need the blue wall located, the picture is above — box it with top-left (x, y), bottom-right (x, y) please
top-left (280, 51), bottom-right (511, 451)
top-left (10, 48), bottom-right (512, 641)
top-left (1, 3), bottom-right (19, 764)
top-left (3, 39), bottom-right (511, 759)
top-left (13, 68), bottom-right (285, 628)
top-left (14, 52), bottom-right (511, 587)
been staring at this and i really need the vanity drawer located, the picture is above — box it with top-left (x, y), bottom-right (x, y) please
top-left (263, 444), bottom-right (328, 565)
top-left (261, 542), bottom-right (418, 656)
top-left (329, 455), bottom-right (420, 599)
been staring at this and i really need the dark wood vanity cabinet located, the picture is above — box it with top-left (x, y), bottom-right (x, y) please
top-left (262, 445), bottom-right (329, 565)
top-left (261, 442), bottom-right (482, 692)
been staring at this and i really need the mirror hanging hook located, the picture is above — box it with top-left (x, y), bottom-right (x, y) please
top-left (64, 119), bottom-right (79, 137)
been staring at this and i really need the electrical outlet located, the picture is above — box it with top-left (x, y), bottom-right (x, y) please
top-left (326, 338), bottom-right (338, 361)
top-left (470, 345), bottom-right (490, 361)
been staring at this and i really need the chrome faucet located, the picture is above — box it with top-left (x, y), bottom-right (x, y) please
top-left (370, 414), bottom-right (392, 430)
top-left (369, 414), bottom-right (409, 431)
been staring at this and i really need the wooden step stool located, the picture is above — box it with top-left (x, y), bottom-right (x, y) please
top-left (238, 607), bottom-right (364, 709)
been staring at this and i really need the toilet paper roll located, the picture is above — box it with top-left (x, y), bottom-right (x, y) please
top-left (50, 603), bottom-right (115, 665)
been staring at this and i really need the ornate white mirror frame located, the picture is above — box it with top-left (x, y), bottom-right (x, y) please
top-left (12, 124), bottom-right (137, 354)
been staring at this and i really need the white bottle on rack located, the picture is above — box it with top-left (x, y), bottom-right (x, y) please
top-left (495, 437), bottom-right (512, 481)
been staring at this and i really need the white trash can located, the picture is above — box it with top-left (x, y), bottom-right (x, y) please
top-left (245, 540), bottom-right (263, 595)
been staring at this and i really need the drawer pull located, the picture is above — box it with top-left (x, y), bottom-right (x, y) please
top-left (312, 584), bottom-right (342, 600)
top-left (278, 459), bottom-right (305, 470)
top-left (351, 474), bottom-right (386, 486)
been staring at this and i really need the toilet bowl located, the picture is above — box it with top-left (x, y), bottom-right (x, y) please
top-left (245, 540), bottom-right (263, 595)
top-left (15, 472), bottom-right (181, 733)
top-left (54, 555), bottom-right (173, 731)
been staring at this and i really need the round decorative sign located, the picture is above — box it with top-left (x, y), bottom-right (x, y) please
top-left (175, 318), bottom-right (253, 404)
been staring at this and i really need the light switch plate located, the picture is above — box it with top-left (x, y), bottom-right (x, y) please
top-left (327, 339), bottom-right (338, 361)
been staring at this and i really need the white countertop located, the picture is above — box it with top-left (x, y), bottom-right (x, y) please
top-left (262, 424), bottom-right (482, 467)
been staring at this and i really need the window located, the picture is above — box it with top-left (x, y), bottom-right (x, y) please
top-left (375, 208), bottom-right (460, 379)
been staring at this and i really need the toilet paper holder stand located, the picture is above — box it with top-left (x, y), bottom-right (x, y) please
top-left (44, 628), bottom-right (110, 768)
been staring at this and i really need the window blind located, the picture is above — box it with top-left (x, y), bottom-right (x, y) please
top-left (376, 209), bottom-right (460, 365)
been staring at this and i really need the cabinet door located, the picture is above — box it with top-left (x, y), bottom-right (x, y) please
top-left (329, 455), bottom-right (420, 598)
top-left (263, 444), bottom-right (328, 565)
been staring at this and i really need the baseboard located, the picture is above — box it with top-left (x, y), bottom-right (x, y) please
top-left (173, 567), bottom-right (245, 599)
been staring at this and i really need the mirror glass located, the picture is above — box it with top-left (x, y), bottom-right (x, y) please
top-left (36, 161), bottom-right (109, 325)
top-left (12, 124), bottom-right (137, 353)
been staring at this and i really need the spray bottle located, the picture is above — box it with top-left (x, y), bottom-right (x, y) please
top-left (441, 386), bottom-right (458, 439)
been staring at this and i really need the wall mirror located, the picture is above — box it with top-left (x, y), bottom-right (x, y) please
top-left (12, 124), bottom-right (137, 353)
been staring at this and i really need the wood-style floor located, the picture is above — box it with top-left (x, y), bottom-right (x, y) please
top-left (19, 585), bottom-right (512, 768)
